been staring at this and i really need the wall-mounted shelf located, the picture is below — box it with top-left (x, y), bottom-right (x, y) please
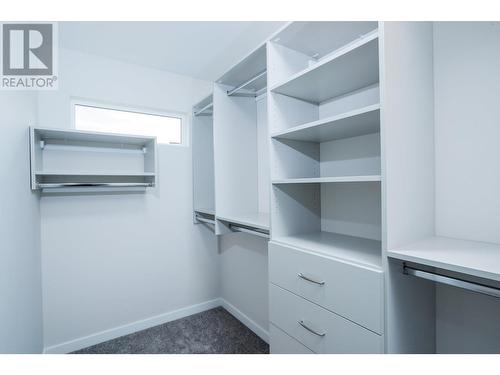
top-left (273, 231), bottom-right (382, 270)
top-left (30, 127), bottom-right (157, 193)
top-left (273, 175), bottom-right (381, 184)
top-left (388, 236), bottom-right (500, 283)
top-left (35, 171), bottom-right (155, 177)
top-left (271, 104), bottom-right (380, 143)
top-left (270, 30), bottom-right (379, 104)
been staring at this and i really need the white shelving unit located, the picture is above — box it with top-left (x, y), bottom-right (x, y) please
top-left (267, 22), bottom-right (384, 354)
top-left (268, 22), bottom-right (382, 266)
top-left (192, 94), bottom-right (216, 229)
top-left (213, 44), bottom-right (270, 237)
top-left (30, 127), bottom-right (157, 193)
top-left (189, 21), bottom-right (500, 354)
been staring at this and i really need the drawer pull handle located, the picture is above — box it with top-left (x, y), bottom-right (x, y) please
top-left (298, 320), bottom-right (326, 337)
top-left (298, 273), bottom-right (325, 286)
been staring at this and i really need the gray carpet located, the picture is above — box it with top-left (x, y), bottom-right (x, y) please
top-left (72, 307), bottom-right (269, 354)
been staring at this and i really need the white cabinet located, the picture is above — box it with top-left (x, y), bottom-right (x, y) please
top-left (269, 324), bottom-right (313, 354)
top-left (269, 284), bottom-right (383, 354)
top-left (269, 241), bottom-right (384, 334)
top-left (267, 21), bottom-right (384, 353)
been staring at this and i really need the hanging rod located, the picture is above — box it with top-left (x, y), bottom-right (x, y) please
top-left (193, 102), bottom-right (213, 117)
top-left (227, 70), bottom-right (267, 97)
top-left (195, 215), bottom-right (216, 226)
top-left (38, 182), bottom-right (154, 189)
top-left (230, 224), bottom-right (269, 239)
top-left (403, 264), bottom-right (500, 299)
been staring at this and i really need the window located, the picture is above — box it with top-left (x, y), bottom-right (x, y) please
top-left (73, 103), bottom-right (185, 145)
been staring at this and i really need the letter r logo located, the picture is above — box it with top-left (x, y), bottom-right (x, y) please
top-left (2, 24), bottom-right (53, 75)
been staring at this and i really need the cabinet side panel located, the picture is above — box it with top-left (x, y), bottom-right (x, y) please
top-left (213, 84), bottom-right (259, 215)
top-left (380, 21), bottom-right (436, 353)
top-left (192, 116), bottom-right (215, 211)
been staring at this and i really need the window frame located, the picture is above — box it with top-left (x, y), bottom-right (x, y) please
top-left (71, 98), bottom-right (189, 147)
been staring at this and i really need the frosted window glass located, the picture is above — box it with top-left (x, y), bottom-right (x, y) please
top-left (74, 104), bottom-right (182, 144)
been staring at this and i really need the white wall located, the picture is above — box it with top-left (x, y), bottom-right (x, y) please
top-left (38, 48), bottom-right (219, 352)
top-left (0, 92), bottom-right (43, 353)
top-left (434, 22), bottom-right (500, 353)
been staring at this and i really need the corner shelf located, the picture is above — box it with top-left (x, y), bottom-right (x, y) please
top-left (30, 127), bottom-right (157, 193)
top-left (273, 175), bottom-right (381, 184)
top-left (271, 104), bottom-right (380, 143)
top-left (273, 231), bottom-right (382, 270)
top-left (387, 236), bottom-right (500, 283)
top-left (270, 30), bottom-right (379, 104)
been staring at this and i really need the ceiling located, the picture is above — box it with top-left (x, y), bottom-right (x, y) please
top-left (59, 21), bottom-right (285, 82)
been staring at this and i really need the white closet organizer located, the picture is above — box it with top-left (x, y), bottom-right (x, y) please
top-left (192, 95), bottom-right (216, 231)
top-left (190, 22), bottom-right (500, 354)
top-left (380, 22), bottom-right (500, 353)
top-left (30, 127), bottom-right (157, 193)
top-left (267, 21), bottom-right (384, 353)
top-left (212, 44), bottom-right (270, 237)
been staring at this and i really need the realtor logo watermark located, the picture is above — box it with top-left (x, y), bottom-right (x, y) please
top-left (1, 22), bottom-right (58, 90)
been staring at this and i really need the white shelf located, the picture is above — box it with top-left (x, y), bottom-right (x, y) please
top-left (387, 236), bottom-right (500, 282)
top-left (273, 231), bottom-right (382, 270)
top-left (216, 212), bottom-right (270, 231)
top-left (272, 22), bottom-right (378, 60)
top-left (33, 126), bottom-right (156, 146)
top-left (271, 104), bottom-right (380, 143)
top-left (35, 171), bottom-right (155, 177)
top-left (194, 207), bottom-right (215, 216)
top-left (270, 30), bottom-right (379, 104)
top-left (273, 175), bottom-right (381, 184)
top-left (30, 127), bottom-right (157, 192)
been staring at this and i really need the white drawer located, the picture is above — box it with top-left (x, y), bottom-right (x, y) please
top-left (269, 241), bottom-right (384, 334)
top-left (270, 324), bottom-right (314, 354)
top-left (269, 283), bottom-right (383, 354)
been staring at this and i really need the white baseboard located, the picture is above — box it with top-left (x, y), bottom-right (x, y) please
top-left (219, 298), bottom-right (269, 344)
top-left (43, 298), bottom-right (221, 354)
top-left (43, 297), bottom-right (269, 353)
